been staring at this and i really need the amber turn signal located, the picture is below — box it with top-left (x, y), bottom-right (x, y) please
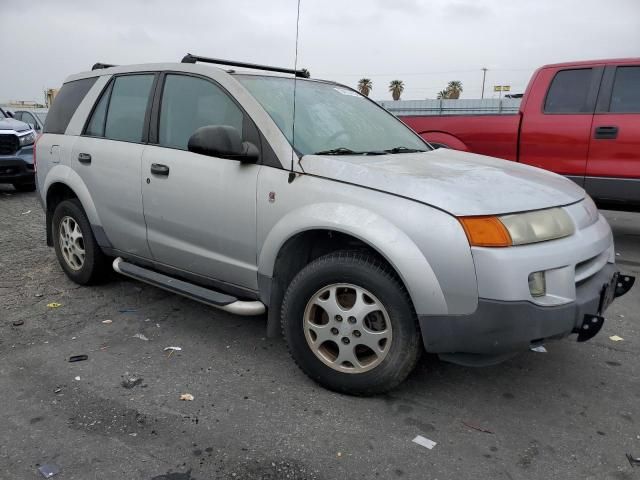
top-left (458, 216), bottom-right (512, 247)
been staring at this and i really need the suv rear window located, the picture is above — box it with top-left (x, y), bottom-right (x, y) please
top-left (610, 66), bottom-right (640, 113)
top-left (544, 69), bottom-right (593, 114)
top-left (43, 77), bottom-right (98, 134)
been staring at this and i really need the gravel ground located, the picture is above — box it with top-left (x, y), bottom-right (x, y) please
top-left (1, 185), bottom-right (639, 480)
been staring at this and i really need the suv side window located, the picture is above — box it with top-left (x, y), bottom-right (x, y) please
top-left (85, 82), bottom-right (113, 137)
top-left (610, 66), bottom-right (640, 113)
top-left (105, 75), bottom-right (155, 143)
top-left (544, 69), bottom-right (593, 114)
top-left (158, 74), bottom-right (244, 150)
top-left (44, 77), bottom-right (98, 134)
top-left (85, 75), bottom-right (154, 142)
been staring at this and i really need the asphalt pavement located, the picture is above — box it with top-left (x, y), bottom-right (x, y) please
top-left (1, 185), bottom-right (639, 480)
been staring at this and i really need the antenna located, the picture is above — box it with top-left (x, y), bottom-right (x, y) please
top-left (290, 0), bottom-right (302, 175)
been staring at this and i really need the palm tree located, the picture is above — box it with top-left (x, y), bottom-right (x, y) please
top-left (437, 89), bottom-right (450, 100)
top-left (389, 80), bottom-right (404, 101)
top-left (446, 80), bottom-right (463, 99)
top-left (357, 78), bottom-right (373, 97)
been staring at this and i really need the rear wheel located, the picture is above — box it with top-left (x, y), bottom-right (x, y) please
top-left (13, 182), bottom-right (36, 192)
top-left (281, 251), bottom-right (422, 395)
top-left (52, 199), bottom-right (108, 285)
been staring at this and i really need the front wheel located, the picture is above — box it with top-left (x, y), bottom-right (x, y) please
top-left (281, 251), bottom-right (422, 395)
top-left (52, 199), bottom-right (108, 285)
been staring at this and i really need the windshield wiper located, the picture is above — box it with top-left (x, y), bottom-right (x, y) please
top-left (313, 147), bottom-right (386, 156)
top-left (384, 146), bottom-right (428, 154)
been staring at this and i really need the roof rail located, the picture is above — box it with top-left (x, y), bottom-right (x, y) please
top-left (181, 53), bottom-right (310, 78)
top-left (92, 63), bottom-right (117, 71)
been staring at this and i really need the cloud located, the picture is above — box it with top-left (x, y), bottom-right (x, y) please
top-left (0, 0), bottom-right (638, 102)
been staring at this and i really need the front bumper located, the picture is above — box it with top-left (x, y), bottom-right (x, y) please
top-left (0, 149), bottom-right (35, 184)
top-left (419, 264), bottom-right (632, 365)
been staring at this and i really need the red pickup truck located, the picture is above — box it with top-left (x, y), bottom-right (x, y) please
top-left (401, 58), bottom-right (640, 209)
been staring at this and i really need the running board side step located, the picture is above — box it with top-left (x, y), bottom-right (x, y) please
top-left (112, 257), bottom-right (265, 316)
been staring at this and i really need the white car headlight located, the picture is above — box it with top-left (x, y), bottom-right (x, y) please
top-left (18, 131), bottom-right (36, 147)
top-left (499, 207), bottom-right (574, 245)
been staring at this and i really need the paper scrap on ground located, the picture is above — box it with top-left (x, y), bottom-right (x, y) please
top-left (609, 335), bottom-right (624, 342)
top-left (46, 303), bottom-right (62, 308)
top-left (132, 333), bottom-right (149, 341)
top-left (22, 210), bottom-right (31, 215)
top-left (530, 345), bottom-right (547, 353)
top-left (412, 435), bottom-right (437, 450)
top-left (164, 346), bottom-right (182, 352)
top-left (38, 463), bottom-right (60, 478)
top-left (102, 319), bottom-right (112, 324)
top-left (180, 393), bottom-right (194, 401)
top-left (74, 376), bottom-right (80, 381)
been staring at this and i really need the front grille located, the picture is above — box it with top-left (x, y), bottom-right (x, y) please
top-left (0, 134), bottom-right (19, 155)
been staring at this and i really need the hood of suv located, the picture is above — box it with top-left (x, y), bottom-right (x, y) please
top-left (300, 148), bottom-right (585, 216)
top-left (0, 118), bottom-right (30, 132)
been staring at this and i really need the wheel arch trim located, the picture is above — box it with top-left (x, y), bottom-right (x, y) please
top-left (43, 165), bottom-right (110, 247)
top-left (258, 203), bottom-right (448, 316)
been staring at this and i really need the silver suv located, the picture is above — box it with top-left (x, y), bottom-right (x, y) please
top-left (36, 55), bottom-right (634, 395)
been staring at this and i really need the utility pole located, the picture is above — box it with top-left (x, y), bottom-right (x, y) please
top-left (481, 67), bottom-right (488, 99)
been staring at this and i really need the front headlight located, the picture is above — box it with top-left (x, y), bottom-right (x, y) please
top-left (18, 131), bottom-right (36, 147)
top-left (459, 207), bottom-right (575, 247)
top-left (499, 208), bottom-right (574, 245)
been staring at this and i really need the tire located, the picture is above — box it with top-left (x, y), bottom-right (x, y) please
top-left (13, 182), bottom-right (36, 192)
top-left (52, 199), bottom-right (108, 285)
top-left (281, 251), bottom-right (422, 395)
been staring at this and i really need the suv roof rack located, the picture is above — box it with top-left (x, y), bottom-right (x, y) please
top-left (92, 63), bottom-right (117, 71)
top-left (181, 53), bottom-right (310, 78)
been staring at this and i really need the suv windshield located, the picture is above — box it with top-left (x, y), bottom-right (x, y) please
top-left (236, 75), bottom-right (429, 156)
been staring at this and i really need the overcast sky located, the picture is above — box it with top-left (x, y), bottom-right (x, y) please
top-left (1, 0), bottom-right (639, 103)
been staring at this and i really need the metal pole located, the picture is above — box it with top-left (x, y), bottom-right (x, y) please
top-left (481, 68), bottom-right (488, 100)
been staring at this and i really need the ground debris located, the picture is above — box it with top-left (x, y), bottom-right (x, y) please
top-left (132, 333), bottom-right (149, 341)
top-left (121, 377), bottom-right (144, 389)
top-left (412, 435), bottom-right (437, 450)
top-left (627, 453), bottom-right (640, 467)
top-left (180, 393), bottom-right (194, 401)
top-left (46, 302), bottom-right (62, 308)
top-left (38, 463), bottom-right (60, 478)
top-left (69, 354), bottom-right (88, 362)
top-left (462, 421), bottom-right (494, 434)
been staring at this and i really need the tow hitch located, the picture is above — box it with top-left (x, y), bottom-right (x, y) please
top-left (576, 272), bottom-right (635, 343)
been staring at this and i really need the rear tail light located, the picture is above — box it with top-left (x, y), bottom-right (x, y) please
top-left (33, 135), bottom-right (39, 173)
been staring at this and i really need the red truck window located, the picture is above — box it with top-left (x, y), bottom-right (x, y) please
top-left (610, 67), bottom-right (640, 113)
top-left (544, 69), bottom-right (593, 114)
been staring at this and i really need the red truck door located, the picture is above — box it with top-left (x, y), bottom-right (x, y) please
top-left (518, 66), bottom-right (604, 186)
top-left (586, 64), bottom-right (640, 205)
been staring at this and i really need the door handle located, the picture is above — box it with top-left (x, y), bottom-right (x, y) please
top-left (77, 153), bottom-right (92, 164)
top-left (594, 126), bottom-right (618, 139)
top-left (150, 163), bottom-right (170, 176)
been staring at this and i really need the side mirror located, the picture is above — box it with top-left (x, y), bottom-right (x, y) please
top-left (187, 125), bottom-right (259, 163)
